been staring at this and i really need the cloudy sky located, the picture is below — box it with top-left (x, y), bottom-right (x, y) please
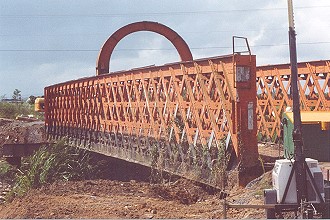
top-left (1, 0), bottom-right (329, 98)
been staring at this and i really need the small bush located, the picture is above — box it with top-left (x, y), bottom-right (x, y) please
top-left (0, 160), bottom-right (15, 181)
top-left (0, 160), bottom-right (11, 176)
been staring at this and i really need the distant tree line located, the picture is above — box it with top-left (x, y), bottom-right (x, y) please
top-left (0, 89), bottom-right (42, 119)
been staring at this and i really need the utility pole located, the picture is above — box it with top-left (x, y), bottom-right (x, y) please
top-left (287, 0), bottom-right (307, 206)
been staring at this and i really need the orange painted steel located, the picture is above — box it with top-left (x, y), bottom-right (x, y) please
top-left (256, 60), bottom-right (330, 141)
top-left (96, 21), bottom-right (193, 75)
top-left (45, 54), bottom-right (259, 187)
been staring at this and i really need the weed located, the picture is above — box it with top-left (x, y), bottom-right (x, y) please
top-left (0, 160), bottom-right (15, 181)
top-left (150, 144), bottom-right (163, 183)
top-left (0, 160), bottom-right (11, 177)
top-left (7, 140), bottom-right (97, 200)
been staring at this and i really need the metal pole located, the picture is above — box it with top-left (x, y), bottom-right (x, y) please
top-left (287, 0), bottom-right (307, 204)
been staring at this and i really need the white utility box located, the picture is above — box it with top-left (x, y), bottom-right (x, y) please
top-left (272, 158), bottom-right (325, 204)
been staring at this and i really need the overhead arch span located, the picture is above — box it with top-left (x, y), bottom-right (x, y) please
top-left (96, 21), bottom-right (193, 75)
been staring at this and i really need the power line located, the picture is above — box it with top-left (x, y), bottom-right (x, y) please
top-left (0, 28), bottom-right (286, 37)
top-left (0, 42), bottom-right (329, 52)
top-left (2, 26), bottom-right (330, 37)
top-left (1, 6), bottom-right (329, 18)
top-left (0, 49), bottom-right (99, 52)
top-left (3, 26), bottom-right (330, 37)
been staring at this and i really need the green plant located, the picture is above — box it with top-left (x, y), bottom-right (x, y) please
top-left (0, 102), bottom-right (43, 119)
top-left (8, 140), bottom-right (97, 200)
top-left (210, 138), bottom-right (229, 188)
top-left (0, 160), bottom-right (14, 179)
top-left (27, 95), bottom-right (36, 105)
top-left (258, 156), bottom-right (265, 174)
top-left (150, 144), bottom-right (163, 183)
top-left (12, 89), bottom-right (22, 101)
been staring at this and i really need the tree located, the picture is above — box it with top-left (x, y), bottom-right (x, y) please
top-left (27, 95), bottom-right (36, 105)
top-left (12, 89), bottom-right (22, 101)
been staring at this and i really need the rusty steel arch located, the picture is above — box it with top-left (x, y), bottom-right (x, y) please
top-left (96, 21), bottom-right (193, 75)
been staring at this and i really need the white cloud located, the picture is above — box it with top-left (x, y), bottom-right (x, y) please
top-left (34, 62), bottom-right (94, 85)
top-left (0, 0), bottom-right (329, 95)
top-left (111, 34), bottom-right (179, 72)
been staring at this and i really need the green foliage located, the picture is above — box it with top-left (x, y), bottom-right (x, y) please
top-left (27, 95), bottom-right (36, 105)
top-left (0, 102), bottom-right (43, 119)
top-left (0, 160), bottom-right (16, 194)
top-left (8, 141), bottom-right (97, 199)
top-left (0, 160), bottom-right (13, 179)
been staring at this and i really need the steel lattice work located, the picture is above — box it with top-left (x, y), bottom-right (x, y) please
top-left (43, 21), bottom-right (330, 188)
top-left (256, 60), bottom-right (330, 141)
top-left (45, 54), bottom-right (260, 187)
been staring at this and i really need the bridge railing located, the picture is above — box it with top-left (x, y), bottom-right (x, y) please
top-left (45, 54), bottom-right (259, 187)
top-left (256, 60), bottom-right (330, 141)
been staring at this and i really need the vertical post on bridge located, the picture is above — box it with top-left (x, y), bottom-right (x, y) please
top-left (235, 54), bottom-right (261, 186)
top-left (232, 38), bottom-right (262, 186)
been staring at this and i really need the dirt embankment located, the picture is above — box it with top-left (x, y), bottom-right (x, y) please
top-left (0, 152), bottom-right (274, 219)
top-left (0, 118), bottom-right (45, 148)
top-left (0, 174), bottom-right (272, 219)
top-left (0, 118), bottom-right (280, 219)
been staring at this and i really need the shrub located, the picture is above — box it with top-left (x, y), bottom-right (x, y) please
top-left (0, 160), bottom-right (15, 181)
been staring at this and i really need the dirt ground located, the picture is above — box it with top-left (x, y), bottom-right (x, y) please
top-left (0, 118), bottom-right (281, 219)
top-left (0, 174), bottom-right (273, 219)
top-left (0, 148), bottom-right (277, 219)
top-left (0, 118), bottom-right (45, 148)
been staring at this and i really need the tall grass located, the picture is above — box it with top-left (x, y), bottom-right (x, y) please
top-left (0, 102), bottom-right (43, 119)
top-left (8, 140), bottom-right (97, 199)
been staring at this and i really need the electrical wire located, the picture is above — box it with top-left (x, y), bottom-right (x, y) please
top-left (0, 42), bottom-right (329, 52)
top-left (0, 28), bottom-right (286, 37)
top-left (0, 6), bottom-right (329, 18)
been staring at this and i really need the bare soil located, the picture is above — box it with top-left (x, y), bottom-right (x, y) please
top-left (0, 118), bottom-right (280, 219)
top-left (0, 174), bottom-right (273, 219)
top-left (0, 118), bottom-right (45, 147)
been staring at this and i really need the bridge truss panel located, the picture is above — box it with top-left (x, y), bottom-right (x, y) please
top-left (45, 54), bottom-right (258, 187)
top-left (256, 60), bottom-right (330, 141)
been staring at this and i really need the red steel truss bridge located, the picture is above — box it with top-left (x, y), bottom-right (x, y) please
top-left (257, 60), bottom-right (330, 141)
top-left (43, 21), bottom-right (330, 187)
